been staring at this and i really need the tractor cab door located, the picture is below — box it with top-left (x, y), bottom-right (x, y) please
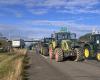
top-left (91, 34), bottom-right (100, 50)
top-left (91, 34), bottom-right (100, 45)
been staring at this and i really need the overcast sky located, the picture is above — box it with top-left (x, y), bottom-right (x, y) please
top-left (0, 0), bottom-right (100, 39)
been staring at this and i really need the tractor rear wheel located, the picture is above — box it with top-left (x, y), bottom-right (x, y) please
top-left (49, 45), bottom-right (55, 59)
top-left (74, 48), bottom-right (83, 61)
top-left (96, 52), bottom-right (100, 61)
top-left (42, 47), bottom-right (49, 56)
top-left (54, 48), bottom-right (63, 62)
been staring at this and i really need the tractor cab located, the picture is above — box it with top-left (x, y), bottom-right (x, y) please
top-left (52, 32), bottom-right (76, 41)
top-left (44, 38), bottom-right (52, 44)
top-left (91, 34), bottom-right (100, 45)
top-left (91, 34), bottom-right (100, 51)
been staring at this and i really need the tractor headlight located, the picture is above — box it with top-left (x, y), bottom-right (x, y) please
top-left (97, 40), bottom-right (99, 44)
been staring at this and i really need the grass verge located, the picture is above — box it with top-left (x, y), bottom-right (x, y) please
top-left (0, 49), bottom-right (27, 80)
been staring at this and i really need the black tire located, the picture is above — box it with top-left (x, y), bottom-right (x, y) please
top-left (74, 48), bottom-right (83, 61)
top-left (43, 47), bottom-right (49, 56)
top-left (54, 48), bottom-right (63, 62)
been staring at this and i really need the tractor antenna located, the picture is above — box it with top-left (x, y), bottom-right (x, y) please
top-left (92, 28), bottom-right (100, 34)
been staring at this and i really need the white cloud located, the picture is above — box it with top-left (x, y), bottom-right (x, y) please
top-left (56, 0), bottom-right (100, 14)
top-left (0, 7), bottom-right (23, 17)
top-left (0, 0), bottom-right (100, 15)
top-left (0, 23), bottom-right (54, 39)
top-left (0, 19), bottom-right (100, 39)
top-left (57, 8), bottom-right (100, 14)
top-left (0, 0), bottom-right (22, 5)
top-left (29, 19), bottom-right (100, 37)
top-left (41, 0), bottom-right (66, 7)
top-left (29, 9), bottom-right (48, 15)
top-left (0, 24), bottom-right (18, 30)
top-left (0, 0), bottom-right (100, 38)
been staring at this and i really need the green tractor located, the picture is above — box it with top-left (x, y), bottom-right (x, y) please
top-left (40, 38), bottom-right (52, 56)
top-left (49, 31), bottom-right (83, 62)
top-left (79, 32), bottom-right (100, 61)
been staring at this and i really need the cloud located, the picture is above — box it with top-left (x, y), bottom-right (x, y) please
top-left (40, 0), bottom-right (66, 7)
top-left (55, 0), bottom-right (100, 14)
top-left (0, 7), bottom-right (23, 18)
top-left (0, 23), bottom-right (54, 39)
top-left (57, 8), bottom-right (100, 14)
top-left (0, 19), bottom-right (100, 39)
top-left (36, 0), bottom-right (100, 14)
top-left (0, 0), bottom-right (100, 39)
top-left (0, 0), bottom-right (100, 15)
top-left (29, 8), bottom-right (48, 15)
top-left (29, 19), bottom-right (100, 37)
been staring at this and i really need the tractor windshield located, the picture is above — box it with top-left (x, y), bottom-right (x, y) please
top-left (44, 38), bottom-right (51, 43)
top-left (55, 32), bottom-right (76, 40)
top-left (70, 33), bottom-right (76, 40)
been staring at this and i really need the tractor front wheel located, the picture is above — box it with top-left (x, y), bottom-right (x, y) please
top-left (74, 48), bottom-right (83, 61)
top-left (54, 48), bottom-right (63, 62)
top-left (43, 47), bottom-right (49, 56)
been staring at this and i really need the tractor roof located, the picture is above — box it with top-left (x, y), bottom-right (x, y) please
top-left (55, 31), bottom-right (70, 34)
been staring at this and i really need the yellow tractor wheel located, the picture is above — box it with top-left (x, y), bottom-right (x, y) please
top-left (96, 53), bottom-right (100, 61)
top-left (84, 48), bottom-right (90, 58)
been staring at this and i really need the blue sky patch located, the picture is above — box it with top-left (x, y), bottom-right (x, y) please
top-left (0, 0), bottom-right (100, 39)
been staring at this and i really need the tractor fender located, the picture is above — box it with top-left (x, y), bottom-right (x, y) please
top-left (52, 40), bottom-right (56, 49)
top-left (49, 40), bottom-right (57, 49)
top-left (61, 40), bottom-right (71, 51)
top-left (82, 43), bottom-right (93, 50)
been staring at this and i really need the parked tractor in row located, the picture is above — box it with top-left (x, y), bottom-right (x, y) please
top-left (40, 38), bottom-right (52, 56)
top-left (38, 27), bottom-right (100, 62)
top-left (48, 31), bottom-right (100, 62)
top-left (79, 32), bottom-right (100, 61)
top-left (49, 31), bottom-right (83, 62)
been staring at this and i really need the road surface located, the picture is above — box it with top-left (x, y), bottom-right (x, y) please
top-left (25, 50), bottom-right (100, 80)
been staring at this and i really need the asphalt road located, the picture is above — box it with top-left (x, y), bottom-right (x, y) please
top-left (26, 50), bottom-right (100, 80)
